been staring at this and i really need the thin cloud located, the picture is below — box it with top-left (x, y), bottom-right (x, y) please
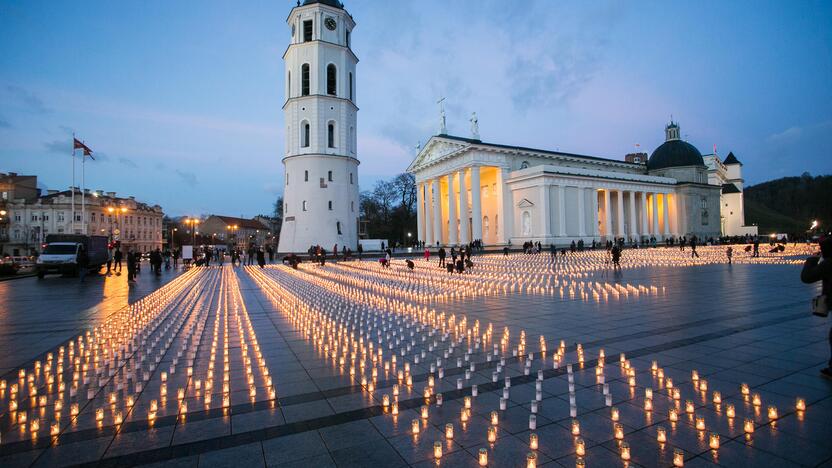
top-left (175, 169), bottom-right (197, 186)
top-left (118, 157), bottom-right (138, 168)
top-left (44, 139), bottom-right (70, 154)
top-left (6, 85), bottom-right (51, 114)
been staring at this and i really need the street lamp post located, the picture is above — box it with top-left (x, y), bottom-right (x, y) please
top-left (184, 218), bottom-right (200, 246)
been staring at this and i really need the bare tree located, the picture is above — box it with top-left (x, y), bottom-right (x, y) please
top-left (392, 173), bottom-right (416, 217)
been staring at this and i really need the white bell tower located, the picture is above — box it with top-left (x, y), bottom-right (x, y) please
top-left (278, 0), bottom-right (360, 253)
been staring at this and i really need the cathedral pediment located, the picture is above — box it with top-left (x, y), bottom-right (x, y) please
top-left (407, 137), bottom-right (468, 172)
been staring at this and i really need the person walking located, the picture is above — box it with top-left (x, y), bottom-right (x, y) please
top-left (726, 246), bottom-right (733, 264)
top-left (424, 247), bottom-right (430, 262)
top-left (172, 248), bottom-right (180, 269)
top-left (801, 236), bottom-right (832, 378)
top-left (690, 236), bottom-right (700, 258)
top-left (438, 247), bottom-right (446, 267)
top-left (753, 238), bottom-right (760, 258)
top-left (357, 243), bottom-right (363, 260)
top-left (611, 244), bottom-right (621, 269)
top-left (257, 248), bottom-right (266, 268)
top-left (114, 246), bottom-right (123, 273)
top-left (106, 246), bottom-right (113, 276)
top-left (127, 248), bottom-right (137, 283)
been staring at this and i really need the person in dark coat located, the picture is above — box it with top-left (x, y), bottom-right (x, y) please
top-left (611, 244), bottom-right (621, 269)
top-left (150, 248), bottom-right (163, 276)
top-left (114, 246), bottom-right (123, 273)
top-left (257, 248), bottom-right (266, 268)
top-left (801, 235), bottom-right (832, 379)
top-left (438, 247), bottom-right (446, 267)
top-left (127, 249), bottom-right (137, 283)
top-left (406, 259), bottom-right (415, 271)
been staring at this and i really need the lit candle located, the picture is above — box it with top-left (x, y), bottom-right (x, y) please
top-left (529, 432), bottom-right (538, 450)
top-left (752, 393), bottom-right (762, 407)
top-left (796, 398), bottom-right (806, 412)
top-left (673, 448), bottom-right (684, 467)
top-left (743, 418), bottom-right (754, 434)
top-left (488, 426), bottom-right (497, 443)
top-left (726, 404), bottom-right (735, 418)
top-left (434, 441), bottom-right (442, 459)
top-left (685, 400), bottom-right (695, 414)
top-left (575, 437), bottom-right (585, 456)
top-left (491, 411), bottom-right (499, 425)
top-left (479, 448), bottom-right (488, 466)
top-left (611, 407), bottom-right (619, 421)
top-left (614, 423), bottom-right (624, 440)
top-left (445, 423), bottom-right (454, 440)
top-left (620, 442), bottom-right (630, 461)
top-left (657, 426), bottom-right (667, 443)
top-left (526, 452), bottom-right (537, 468)
top-left (669, 408), bottom-right (678, 422)
top-left (571, 419), bottom-right (581, 436)
top-left (712, 391), bottom-right (722, 405)
top-left (695, 416), bottom-right (705, 431)
top-left (767, 405), bottom-right (778, 420)
top-left (709, 433), bottom-right (720, 450)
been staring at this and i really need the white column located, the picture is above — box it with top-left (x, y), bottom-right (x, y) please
top-left (424, 182), bottom-right (434, 246)
top-left (447, 173), bottom-right (458, 245)
top-left (538, 184), bottom-right (550, 239)
top-left (416, 182), bottom-right (425, 243)
top-left (629, 191), bottom-right (637, 238)
top-left (591, 188), bottom-right (600, 238)
top-left (662, 193), bottom-right (671, 238)
top-left (458, 169), bottom-right (469, 244)
top-left (471, 166), bottom-right (482, 243)
top-left (616, 190), bottom-right (625, 238)
top-left (641, 192), bottom-right (649, 238)
top-left (603, 189), bottom-right (612, 239)
top-left (432, 178), bottom-right (441, 245)
top-left (496, 167), bottom-right (513, 244)
top-left (577, 187), bottom-right (586, 237)
top-left (652, 192), bottom-right (659, 236)
top-left (557, 185), bottom-right (566, 237)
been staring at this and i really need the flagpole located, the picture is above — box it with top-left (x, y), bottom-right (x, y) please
top-left (81, 152), bottom-right (86, 235)
top-left (71, 134), bottom-right (76, 234)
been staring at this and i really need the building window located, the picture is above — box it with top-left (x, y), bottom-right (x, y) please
top-left (328, 122), bottom-right (335, 148)
top-left (286, 173), bottom-right (289, 185)
top-left (301, 64), bottom-right (310, 96)
top-left (31, 215), bottom-right (37, 221)
top-left (349, 172), bottom-right (353, 184)
top-left (326, 64), bottom-right (337, 96)
top-left (336, 221), bottom-right (342, 235)
top-left (351, 201), bottom-right (354, 212)
top-left (328, 170), bottom-right (333, 182)
top-left (348, 126), bottom-right (354, 153)
top-left (328, 201), bottom-right (333, 210)
top-left (346, 30), bottom-right (350, 48)
top-left (287, 71), bottom-right (291, 98)
top-left (483, 216), bottom-right (489, 235)
top-left (301, 122), bottom-right (310, 147)
top-left (305, 170), bottom-right (309, 182)
top-left (302, 201), bottom-right (307, 211)
top-left (349, 72), bottom-right (353, 100)
top-left (303, 20), bottom-right (313, 42)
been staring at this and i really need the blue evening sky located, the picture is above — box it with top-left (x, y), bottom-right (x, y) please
top-left (1, 0), bottom-right (830, 217)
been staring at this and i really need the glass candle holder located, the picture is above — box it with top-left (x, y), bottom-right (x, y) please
top-left (530, 432), bottom-right (538, 450)
top-left (478, 448), bottom-right (488, 466)
top-left (673, 448), bottom-right (684, 467)
top-left (620, 442), bottom-right (630, 460)
top-left (709, 432), bottom-right (720, 450)
top-left (575, 437), bottom-right (585, 456)
top-left (657, 426), bottom-right (667, 443)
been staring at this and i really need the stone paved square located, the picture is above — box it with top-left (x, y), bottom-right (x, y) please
top-left (0, 245), bottom-right (830, 467)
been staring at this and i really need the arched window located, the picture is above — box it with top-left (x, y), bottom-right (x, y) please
top-left (349, 72), bottom-right (353, 100)
top-left (349, 172), bottom-right (353, 184)
top-left (287, 71), bottom-right (291, 98)
top-left (301, 121), bottom-right (310, 147)
top-left (327, 64), bottom-right (337, 96)
top-left (327, 170), bottom-right (333, 181)
top-left (327, 122), bottom-right (335, 148)
top-left (301, 64), bottom-right (310, 96)
top-left (348, 126), bottom-right (354, 153)
top-left (304, 170), bottom-right (309, 182)
top-left (302, 201), bottom-right (308, 211)
top-left (285, 173), bottom-right (289, 185)
top-left (328, 201), bottom-right (333, 210)
top-left (522, 211), bottom-right (531, 235)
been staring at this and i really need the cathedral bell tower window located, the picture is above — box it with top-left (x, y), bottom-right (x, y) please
top-left (327, 64), bottom-right (337, 96)
top-left (303, 20), bottom-right (313, 42)
top-left (301, 64), bottom-right (310, 96)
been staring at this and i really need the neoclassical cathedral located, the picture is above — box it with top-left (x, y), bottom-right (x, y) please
top-left (408, 120), bottom-right (757, 247)
top-left (278, 0), bottom-right (360, 253)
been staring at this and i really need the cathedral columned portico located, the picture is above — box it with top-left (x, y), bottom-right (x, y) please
top-left (408, 121), bottom-right (733, 247)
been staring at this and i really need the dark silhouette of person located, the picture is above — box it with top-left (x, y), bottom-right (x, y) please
top-left (801, 235), bottom-right (832, 379)
top-left (114, 246), bottom-right (123, 273)
top-left (438, 247), bottom-right (446, 267)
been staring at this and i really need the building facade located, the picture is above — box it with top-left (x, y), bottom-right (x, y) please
top-left (277, 0), bottom-right (360, 253)
top-left (703, 152), bottom-right (758, 236)
top-left (200, 215), bottom-right (273, 250)
top-left (4, 188), bottom-right (164, 256)
top-left (0, 172), bottom-right (40, 251)
top-left (408, 121), bottom-right (751, 247)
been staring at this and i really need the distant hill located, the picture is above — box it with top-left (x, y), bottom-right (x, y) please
top-left (744, 173), bottom-right (832, 234)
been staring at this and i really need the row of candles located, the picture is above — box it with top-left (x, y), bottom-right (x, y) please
top-left (244, 260), bottom-right (809, 467)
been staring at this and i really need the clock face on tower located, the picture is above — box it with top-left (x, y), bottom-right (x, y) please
top-left (325, 17), bottom-right (337, 31)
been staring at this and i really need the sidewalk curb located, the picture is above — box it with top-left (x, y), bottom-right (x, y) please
top-left (0, 273), bottom-right (37, 282)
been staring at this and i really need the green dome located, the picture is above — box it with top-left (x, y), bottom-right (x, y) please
top-left (648, 139), bottom-right (705, 170)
